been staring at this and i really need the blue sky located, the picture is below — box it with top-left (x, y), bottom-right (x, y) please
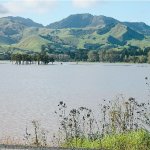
top-left (0, 0), bottom-right (150, 26)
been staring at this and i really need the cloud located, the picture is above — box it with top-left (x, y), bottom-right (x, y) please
top-left (72, 0), bottom-right (149, 8)
top-left (1, 0), bottom-right (57, 15)
top-left (72, 0), bottom-right (99, 8)
top-left (0, 4), bottom-right (9, 14)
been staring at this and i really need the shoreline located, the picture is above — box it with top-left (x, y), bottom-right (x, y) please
top-left (0, 60), bottom-right (150, 65)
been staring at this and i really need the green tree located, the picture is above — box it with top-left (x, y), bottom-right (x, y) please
top-left (147, 51), bottom-right (150, 64)
top-left (88, 51), bottom-right (99, 62)
top-left (49, 57), bottom-right (55, 64)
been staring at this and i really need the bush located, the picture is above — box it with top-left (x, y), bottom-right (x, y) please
top-left (63, 130), bottom-right (150, 150)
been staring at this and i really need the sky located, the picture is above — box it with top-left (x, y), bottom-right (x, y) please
top-left (0, 0), bottom-right (150, 26)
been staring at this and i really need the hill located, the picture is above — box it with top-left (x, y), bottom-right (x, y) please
top-left (0, 16), bottom-right (43, 45)
top-left (47, 14), bottom-right (150, 36)
top-left (0, 14), bottom-right (150, 55)
top-left (47, 13), bottom-right (119, 29)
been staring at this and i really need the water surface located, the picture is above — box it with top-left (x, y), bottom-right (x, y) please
top-left (0, 62), bottom-right (149, 141)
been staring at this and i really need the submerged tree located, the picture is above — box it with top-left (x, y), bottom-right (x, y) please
top-left (11, 53), bottom-right (55, 65)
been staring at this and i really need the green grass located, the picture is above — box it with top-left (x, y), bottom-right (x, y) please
top-left (1, 24), bottom-right (150, 53)
top-left (127, 38), bottom-right (150, 48)
top-left (15, 35), bottom-right (50, 52)
top-left (108, 23), bottom-right (127, 40)
top-left (63, 130), bottom-right (150, 150)
top-left (101, 130), bottom-right (150, 150)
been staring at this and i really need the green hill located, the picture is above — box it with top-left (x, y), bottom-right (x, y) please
top-left (0, 14), bottom-right (150, 54)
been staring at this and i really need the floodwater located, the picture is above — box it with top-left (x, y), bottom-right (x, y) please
top-left (0, 62), bottom-right (150, 141)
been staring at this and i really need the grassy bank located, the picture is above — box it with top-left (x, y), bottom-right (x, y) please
top-left (63, 130), bottom-right (150, 150)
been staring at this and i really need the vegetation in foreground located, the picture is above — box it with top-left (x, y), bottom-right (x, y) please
top-left (54, 97), bottom-right (150, 150)
top-left (1, 82), bottom-right (150, 150)
top-left (21, 78), bottom-right (150, 150)
top-left (63, 130), bottom-right (150, 150)
top-left (2, 97), bottom-right (150, 150)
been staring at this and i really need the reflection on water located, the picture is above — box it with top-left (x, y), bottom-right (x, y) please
top-left (0, 62), bottom-right (149, 140)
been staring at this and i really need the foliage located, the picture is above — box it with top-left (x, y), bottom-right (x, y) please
top-left (88, 51), bottom-right (99, 62)
top-left (2, 44), bottom-right (150, 63)
top-left (24, 120), bottom-right (48, 147)
top-left (11, 52), bottom-right (55, 65)
top-left (54, 94), bottom-right (150, 149)
top-left (62, 130), bottom-right (150, 150)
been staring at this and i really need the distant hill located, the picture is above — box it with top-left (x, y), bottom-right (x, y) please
top-left (123, 22), bottom-right (150, 36)
top-left (0, 16), bottom-right (43, 45)
top-left (0, 14), bottom-right (150, 54)
top-left (1, 16), bottom-right (43, 28)
top-left (47, 14), bottom-right (150, 36)
top-left (47, 13), bottom-right (119, 29)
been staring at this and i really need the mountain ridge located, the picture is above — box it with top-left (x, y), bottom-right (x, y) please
top-left (47, 14), bottom-right (150, 36)
top-left (47, 13), bottom-right (120, 29)
top-left (0, 14), bottom-right (150, 54)
top-left (1, 14), bottom-right (150, 30)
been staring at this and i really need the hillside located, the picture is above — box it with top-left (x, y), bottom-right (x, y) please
top-left (47, 13), bottom-right (119, 29)
top-left (47, 14), bottom-right (150, 36)
top-left (0, 16), bottom-right (43, 45)
top-left (123, 22), bottom-right (150, 36)
top-left (0, 14), bottom-right (150, 54)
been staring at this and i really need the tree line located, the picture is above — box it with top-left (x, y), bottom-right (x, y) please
top-left (11, 52), bottom-right (55, 65)
top-left (2, 45), bottom-right (150, 64)
top-left (73, 46), bottom-right (150, 63)
top-left (40, 44), bottom-right (150, 63)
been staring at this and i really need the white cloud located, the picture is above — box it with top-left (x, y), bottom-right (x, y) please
top-left (72, 0), bottom-right (99, 8)
top-left (0, 4), bottom-right (8, 14)
top-left (72, 0), bottom-right (150, 8)
top-left (1, 0), bottom-right (57, 16)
